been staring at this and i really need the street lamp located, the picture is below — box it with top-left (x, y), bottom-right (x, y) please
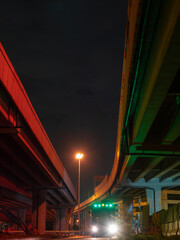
top-left (75, 153), bottom-right (83, 229)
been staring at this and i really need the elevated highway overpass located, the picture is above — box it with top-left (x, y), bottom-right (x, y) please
top-left (73, 0), bottom-right (180, 228)
top-left (0, 42), bottom-right (76, 233)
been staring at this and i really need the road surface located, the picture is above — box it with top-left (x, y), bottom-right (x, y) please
top-left (65, 237), bottom-right (117, 240)
top-left (65, 238), bottom-right (111, 240)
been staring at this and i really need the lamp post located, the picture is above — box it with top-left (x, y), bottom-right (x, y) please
top-left (75, 153), bottom-right (83, 229)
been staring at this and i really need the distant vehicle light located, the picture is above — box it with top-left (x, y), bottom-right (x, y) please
top-left (108, 224), bottom-right (118, 234)
top-left (109, 204), bottom-right (113, 207)
top-left (106, 204), bottom-right (108, 207)
top-left (94, 204), bottom-right (97, 207)
top-left (92, 225), bottom-right (98, 232)
top-left (102, 204), bottom-right (105, 207)
top-left (98, 204), bottom-right (101, 207)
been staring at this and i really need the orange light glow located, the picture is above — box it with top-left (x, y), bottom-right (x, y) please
top-left (76, 153), bottom-right (83, 160)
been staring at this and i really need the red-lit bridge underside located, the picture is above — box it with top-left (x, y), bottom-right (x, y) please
top-left (0, 176), bottom-right (56, 223)
top-left (0, 42), bottom-right (76, 219)
top-left (74, 0), bottom-right (180, 213)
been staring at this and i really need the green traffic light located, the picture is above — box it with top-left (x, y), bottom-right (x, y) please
top-left (93, 203), bottom-right (115, 208)
top-left (93, 202), bottom-right (113, 209)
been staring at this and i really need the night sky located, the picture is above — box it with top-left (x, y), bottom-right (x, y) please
top-left (1, 0), bottom-right (128, 201)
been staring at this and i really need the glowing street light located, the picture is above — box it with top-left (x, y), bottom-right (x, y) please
top-left (76, 153), bottom-right (83, 160)
top-left (76, 153), bottom-right (83, 228)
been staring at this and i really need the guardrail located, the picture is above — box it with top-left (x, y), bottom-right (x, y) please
top-left (6, 230), bottom-right (86, 238)
top-left (150, 203), bottom-right (180, 236)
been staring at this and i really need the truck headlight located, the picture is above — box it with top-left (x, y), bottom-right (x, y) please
top-left (92, 225), bottom-right (98, 232)
top-left (108, 224), bottom-right (118, 234)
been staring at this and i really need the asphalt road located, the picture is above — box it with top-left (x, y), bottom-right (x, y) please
top-left (80, 239), bottom-right (110, 240)
top-left (64, 237), bottom-right (116, 240)
top-left (63, 234), bottom-right (119, 240)
top-left (65, 238), bottom-right (111, 240)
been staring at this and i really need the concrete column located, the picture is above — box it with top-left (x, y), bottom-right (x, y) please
top-left (32, 190), bottom-right (38, 230)
top-left (17, 209), bottom-right (26, 230)
top-left (18, 209), bottom-right (26, 223)
top-left (82, 211), bottom-right (85, 231)
top-left (55, 209), bottom-right (61, 230)
top-left (161, 190), bottom-right (168, 210)
top-left (38, 190), bottom-right (47, 234)
top-left (140, 205), bottom-right (149, 232)
top-left (60, 208), bottom-right (66, 231)
top-left (84, 210), bottom-right (87, 232)
top-left (146, 186), bottom-right (161, 215)
top-left (69, 215), bottom-right (74, 230)
top-left (11, 210), bottom-right (18, 230)
top-left (71, 215), bottom-right (76, 230)
top-left (32, 189), bottom-right (47, 234)
top-left (84, 208), bottom-right (90, 232)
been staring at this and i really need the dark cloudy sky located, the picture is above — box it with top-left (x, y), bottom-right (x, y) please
top-left (1, 0), bottom-right (128, 201)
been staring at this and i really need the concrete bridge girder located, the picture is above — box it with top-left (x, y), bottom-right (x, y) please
top-left (72, 0), bottom-right (180, 218)
top-left (0, 42), bottom-right (76, 231)
top-left (133, 0), bottom-right (180, 144)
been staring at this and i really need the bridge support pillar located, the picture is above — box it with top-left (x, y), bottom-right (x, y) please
top-left (54, 209), bottom-right (61, 230)
top-left (11, 209), bottom-right (25, 229)
top-left (18, 209), bottom-right (26, 223)
top-left (146, 186), bottom-right (161, 215)
top-left (32, 189), bottom-right (47, 234)
top-left (11, 210), bottom-right (18, 230)
top-left (84, 210), bottom-right (87, 232)
top-left (18, 208), bottom-right (26, 230)
top-left (84, 208), bottom-right (90, 232)
top-left (69, 215), bottom-right (74, 230)
top-left (81, 210), bottom-right (85, 232)
top-left (60, 207), bottom-right (66, 230)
